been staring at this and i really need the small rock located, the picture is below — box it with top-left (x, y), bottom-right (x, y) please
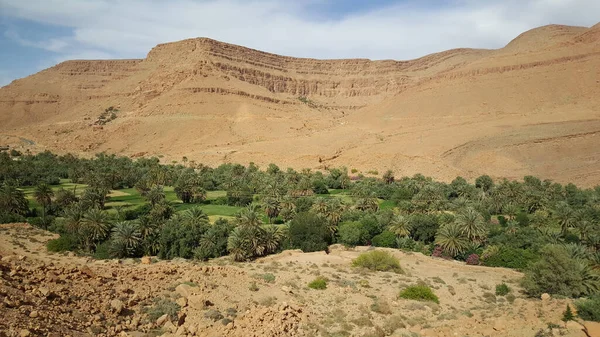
top-left (177, 312), bottom-right (187, 326)
top-left (540, 293), bottom-right (551, 301)
top-left (163, 320), bottom-right (177, 333)
top-left (141, 256), bottom-right (152, 264)
top-left (29, 310), bottom-right (39, 318)
top-left (175, 326), bottom-right (187, 336)
top-left (281, 286), bottom-right (293, 294)
top-left (38, 287), bottom-right (50, 297)
top-left (176, 297), bottom-right (187, 308)
top-left (111, 299), bottom-right (124, 314)
top-left (156, 314), bottom-right (169, 326)
top-left (79, 265), bottom-right (96, 278)
top-left (175, 284), bottom-right (195, 298)
top-left (19, 329), bottom-right (30, 337)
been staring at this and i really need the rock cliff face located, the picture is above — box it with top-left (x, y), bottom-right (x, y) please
top-left (1, 23), bottom-right (599, 185)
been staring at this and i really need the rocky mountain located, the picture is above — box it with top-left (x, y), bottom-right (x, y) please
top-left (1, 23), bottom-right (599, 185)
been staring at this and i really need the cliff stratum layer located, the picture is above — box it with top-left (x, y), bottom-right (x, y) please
top-left (1, 24), bottom-right (600, 185)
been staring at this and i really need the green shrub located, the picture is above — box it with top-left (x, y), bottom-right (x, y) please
top-left (482, 246), bottom-right (538, 270)
top-left (308, 276), bottom-right (327, 290)
top-left (288, 212), bottom-right (330, 252)
top-left (352, 250), bottom-right (403, 273)
top-left (0, 212), bottom-right (26, 224)
top-left (144, 297), bottom-right (180, 321)
top-left (398, 285), bottom-right (439, 304)
top-left (575, 296), bottom-right (600, 322)
top-left (495, 283), bottom-right (511, 296)
top-left (521, 244), bottom-right (600, 298)
top-left (46, 235), bottom-right (77, 252)
top-left (93, 241), bottom-right (111, 260)
top-left (257, 273), bottom-right (276, 283)
top-left (372, 231), bottom-right (397, 248)
top-left (338, 221), bottom-right (368, 247)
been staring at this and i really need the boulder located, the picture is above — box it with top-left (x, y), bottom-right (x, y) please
top-left (540, 293), bottom-right (551, 301)
top-left (141, 256), bottom-right (152, 264)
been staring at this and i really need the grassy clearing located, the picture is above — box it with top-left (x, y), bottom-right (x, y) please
top-left (379, 200), bottom-right (396, 210)
top-left (20, 179), bottom-right (241, 221)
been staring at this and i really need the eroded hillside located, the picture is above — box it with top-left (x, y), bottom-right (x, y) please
top-left (1, 24), bottom-right (599, 185)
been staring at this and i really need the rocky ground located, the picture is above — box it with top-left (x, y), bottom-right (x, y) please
top-left (0, 223), bottom-right (598, 337)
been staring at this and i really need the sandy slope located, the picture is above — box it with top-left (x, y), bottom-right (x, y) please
top-left (0, 24), bottom-right (599, 185)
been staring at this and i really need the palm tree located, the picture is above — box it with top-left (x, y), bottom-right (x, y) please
top-left (110, 221), bottom-right (142, 258)
top-left (63, 202), bottom-right (85, 235)
top-left (263, 197), bottom-right (281, 223)
top-left (389, 214), bottom-right (411, 237)
top-left (182, 207), bottom-right (209, 225)
top-left (435, 223), bottom-right (470, 257)
top-left (236, 205), bottom-right (263, 229)
top-left (0, 182), bottom-right (29, 216)
top-left (279, 196), bottom-right (296, 222)
top-left (576, 260), bottom-right (600, 296)
top-left (138, 216), bottom-right (161, 255)
top-left (262, 225), bottom-right (284, 254)
top-left (34, 182), bottom-right (54, 228)
top-left (450, 197), bottom-right (472, 211)
top-left (80, 208), bottom-right (111, 251)
top-left (355, 196), bottom-right (379, 212)
top-left (455, 208), bottom-right (487, 242)
top-left (227, 227), bottom-right (249, 262)
top-left (502, 203), bottom-right (519, 220)
top-left (553, 201), bottom-right (574, 236)
top-left (145, 185), bottom-right (165, 206)
top-left (325, 199), bottom-right (344, 228)
top-left (312, 198), bottom-right (329, 215)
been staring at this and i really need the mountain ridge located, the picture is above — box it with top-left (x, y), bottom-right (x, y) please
top-left (1, 23), bottom-right (599, 185)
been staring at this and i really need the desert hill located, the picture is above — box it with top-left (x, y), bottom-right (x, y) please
top-left (1, 23), bottom-right (599, 185)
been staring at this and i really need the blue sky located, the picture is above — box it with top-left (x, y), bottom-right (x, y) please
top-left (1, 0), bottom-right (599, 87)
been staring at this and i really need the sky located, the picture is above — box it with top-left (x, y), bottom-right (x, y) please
top-left (0, 0), bottom-right (599, 87)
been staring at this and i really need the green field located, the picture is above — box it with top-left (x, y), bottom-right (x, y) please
top-left (22, 180), bottom-right (241, 222)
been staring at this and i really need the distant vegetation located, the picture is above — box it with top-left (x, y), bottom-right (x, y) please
top-left (1, 150), bottom-right (600, 305)
top-left (94, 106), bottom-right (119, 125)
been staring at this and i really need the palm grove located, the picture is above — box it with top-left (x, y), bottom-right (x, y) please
top-left (1, 150), bottom-right (600, 313)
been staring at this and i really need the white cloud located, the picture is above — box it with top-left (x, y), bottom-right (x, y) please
top-left (4, 29), bottom-right (70, 52)
top-left (0, 0), bottom-right (599, 65)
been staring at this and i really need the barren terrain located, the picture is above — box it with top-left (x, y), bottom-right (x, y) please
top-left (1, 23), bottom-right (600, 185)
top-left (1, 223), bottom-right (598, 337)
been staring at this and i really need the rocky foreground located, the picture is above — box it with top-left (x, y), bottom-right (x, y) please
top-left (1, 224), bottom-right (598, 337)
